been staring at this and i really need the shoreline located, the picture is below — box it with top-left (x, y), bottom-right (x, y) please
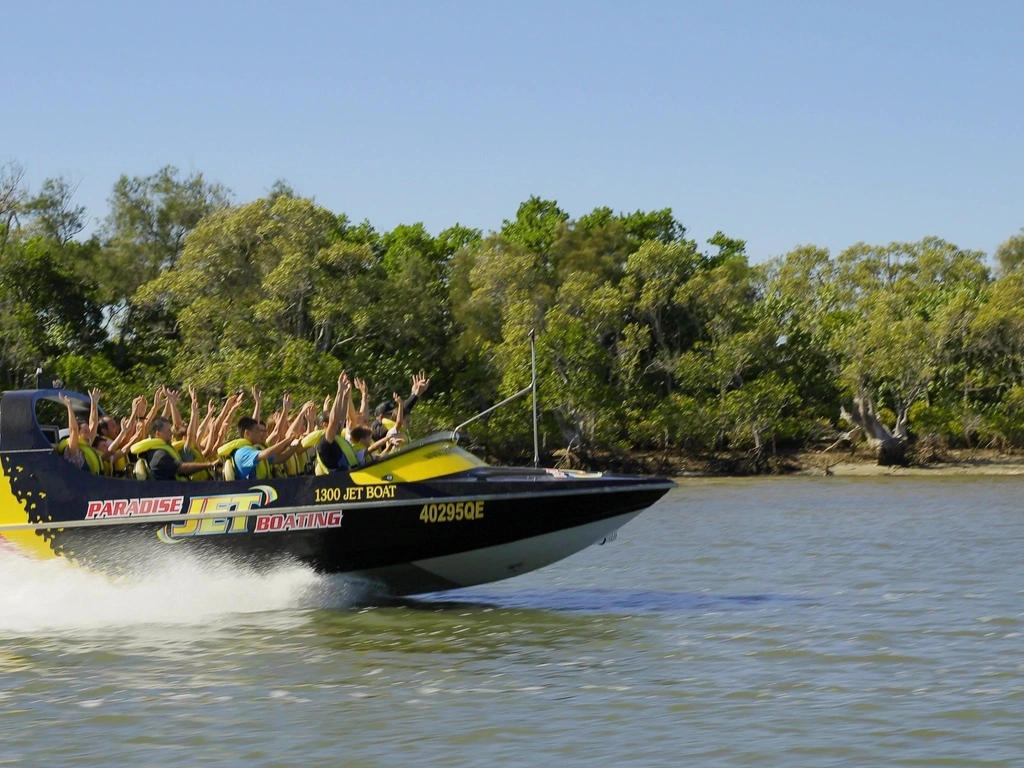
top-left (536, 448), bottom-right (1024, 478)
top-left (803, 456), bottom-right (1024, 477)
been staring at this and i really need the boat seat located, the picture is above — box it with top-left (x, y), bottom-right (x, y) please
top-left (222, 458), bottom-right (237, 482)
top-left (134, 458), bottom-right (151, 480)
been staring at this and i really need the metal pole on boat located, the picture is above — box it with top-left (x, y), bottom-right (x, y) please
top-left (531, 329), bottom-right (539, 468)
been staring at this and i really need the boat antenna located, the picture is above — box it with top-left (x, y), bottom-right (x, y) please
top-left (530, 328), bottom-right (539, 467)
top-left (452, 329), bottom-right (541, 464)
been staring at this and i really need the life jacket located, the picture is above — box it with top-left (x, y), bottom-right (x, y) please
top-left (57, 438), bottom-right (103, 475)
top-left (300, 429), bottom-right (360, 474)
top-left (93, 442), bottom-right (129, 479)
top-left (131, 438), bottom-right (185, 481)
top-left (173, 439), bottom-right (213, 481)
top-left (272, 451), bottom-right (302, 478)
top-left (217, 439), bottom-right (271, 480)
top-left (107, 453), bottom-right (129, 477)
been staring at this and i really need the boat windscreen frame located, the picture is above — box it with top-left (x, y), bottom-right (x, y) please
top-left (0, 389), bottom-right (96, 452)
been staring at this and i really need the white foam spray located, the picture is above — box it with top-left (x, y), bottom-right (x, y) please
top-left (0, 548), bottom-right (372, 637)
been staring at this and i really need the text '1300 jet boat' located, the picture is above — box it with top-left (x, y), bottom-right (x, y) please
top-left (0, 353), bottom-right (674, 595)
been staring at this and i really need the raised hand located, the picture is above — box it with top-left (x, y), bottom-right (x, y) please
top-left (412, 370), bottom-right (430, 396)
top-left (88, 388), bottom-right (103, 403)
top-left (165, 389), bottom-right (180, 406)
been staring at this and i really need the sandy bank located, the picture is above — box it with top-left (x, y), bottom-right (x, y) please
top-left (797, 450), bottom-right (1024, 477)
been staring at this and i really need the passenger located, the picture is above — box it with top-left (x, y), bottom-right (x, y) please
top-left (349, 425), bottom-right (373, 466)
top-left (88, 389), bottom-right (131, 476)
top-left (268, 394), bottom-right (305, 477)
top-left (161, 387), bottom-right (211, 480)
top-left (136, 387), bottom-right (167, 439)
top-left (206, 391), bottom-right (245, 458)
top-left (302, 372), bottom-right (360, 473)
top-left (221, 405), bottom-right (311, 481)
top-left (347, 377), bottom-right (371, 433)
top-left (83, 388), bottom-right (102, 446)
top-left (131, 416), bottom-right (218, 480)
top-left (55, 393), bottom-right (101, 473)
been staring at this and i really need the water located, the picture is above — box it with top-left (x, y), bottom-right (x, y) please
top-left (1, 477), bottom-right (1022, 766)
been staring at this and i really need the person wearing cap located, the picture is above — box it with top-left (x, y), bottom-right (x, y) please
top-left (370, 370), bottom-right (430, 442)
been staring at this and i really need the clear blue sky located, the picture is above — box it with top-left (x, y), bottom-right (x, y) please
top-left (3, 0), bottom-right (1021, 262)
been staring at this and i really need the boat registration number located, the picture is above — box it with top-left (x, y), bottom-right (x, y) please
top-left (420, 501), bottom-right (485, 523)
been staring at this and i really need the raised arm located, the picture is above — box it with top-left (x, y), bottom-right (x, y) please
top-left (256, 402), bottom-right (312, 462)
top-left (348, 377), bottom-right (365, 430)
top-left (392, 391), bottom-right (406, 432)
top-left (86, 388), bottom-right (102, 444)
top-left (325, 372), bottom-right (350, 443)
top-left (196, 398), bottom-right (216, 452)
top-left (212, 392), bottom-right (243, 448)
top-left (58, 394), bottom-right (81, 459)
top-left (166, 389), bottom-right (184, 435)
top-left (359, 378), bottom-right (372, 426)
top-left (186, 386), bottom-right (201, 453)
top-left (270, 393), bottom-right (293, 444)
top-left (139, 388), bottom-right (165, 439)
top-left (402, 370), bottom-right (430, 420)
top-left (251, 386), bottom-right (263, 423)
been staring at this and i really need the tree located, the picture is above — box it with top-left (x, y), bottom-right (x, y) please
top-left (0, 162), bottom-right (26, 256)
top-left (831, 239), bottom-right (988, 463)
top-left (996, 228), bottom-right (1024, 276)
top-left (500, 196), bottom-right (568, 257)
top-left (100, 166), bottom-right (231, 306)
top-left (23, 176), bottom-right (86, 245)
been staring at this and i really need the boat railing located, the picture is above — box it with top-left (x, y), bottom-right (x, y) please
top-left (452, 330), bottom-right (540, 468)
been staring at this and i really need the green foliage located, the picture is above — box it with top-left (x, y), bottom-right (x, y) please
top-left (6, 160), bottom-right (1024, 465)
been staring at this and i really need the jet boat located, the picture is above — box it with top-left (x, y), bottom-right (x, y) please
top-left (0, 388), bottom-right (675, 595)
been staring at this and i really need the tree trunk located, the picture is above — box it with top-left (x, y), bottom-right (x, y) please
top-left (842, 394), bottom-right (908, 466)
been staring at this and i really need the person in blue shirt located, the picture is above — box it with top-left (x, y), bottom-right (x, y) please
top-left (232, 407), bottom-right (309, 481)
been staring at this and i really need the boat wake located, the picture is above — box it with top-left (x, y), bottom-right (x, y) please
top-left (0, 548), bottom-right (371, 636)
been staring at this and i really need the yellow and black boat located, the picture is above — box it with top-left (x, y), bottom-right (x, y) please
top-left (0, 388), bottom-right (675, 595)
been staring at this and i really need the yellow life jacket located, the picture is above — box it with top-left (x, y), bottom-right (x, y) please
top-left (272, 451), bottom-right (302, 478)
top-left (301, 429), bottom-right (360, 474)
top-left (131, 437), bottom-right (182, 460)
top-left (173, 439), bottom-right (213, 481)
top-left (130, 438), bottom-right (187, 481)
top-left (104, 453), bottom-right (129, 477)
top-left (217, 438), bottom-right (271, 480)
top-left (92, 439), bottom-right (115, 477)
top-left (91, 436), bottom-right (130, 477)
top-left (57, 438), bottom-right (103, 475)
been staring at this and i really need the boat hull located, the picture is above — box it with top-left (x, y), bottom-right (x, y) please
top-left (0, 389), bottom-right (675, 595)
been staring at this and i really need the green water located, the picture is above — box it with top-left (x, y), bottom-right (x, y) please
top-left (2, 477), bottom-right (1022, 766)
